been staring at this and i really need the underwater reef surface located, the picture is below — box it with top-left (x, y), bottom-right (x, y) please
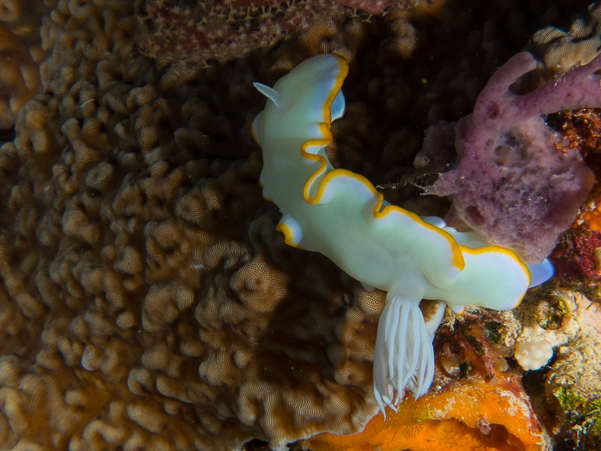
top-left (0, 0), bottom-right (600, 450)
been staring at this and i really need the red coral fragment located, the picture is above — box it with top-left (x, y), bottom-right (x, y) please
top-left (550, 225), bottom-right (601, 283)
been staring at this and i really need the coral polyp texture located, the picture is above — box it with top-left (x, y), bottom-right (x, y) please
top-left (137, 0), bottom-right (386, 68)
top-left (136, 0), bottom-right (450, 69)
top-left (0, 0), bottom-right (48, 129)
top-left (417, 52), bottom-right (598, 264)
top-left (138, 0), bottom-right (337, 67)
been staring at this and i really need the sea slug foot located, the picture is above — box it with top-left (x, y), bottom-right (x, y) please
top-left (373, 294), bottom-right (435, 418)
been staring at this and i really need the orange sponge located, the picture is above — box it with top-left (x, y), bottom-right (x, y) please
top-left (303, 373), bottom-right (547, 451)
top-left (584, 198), bottom-right (601, 231)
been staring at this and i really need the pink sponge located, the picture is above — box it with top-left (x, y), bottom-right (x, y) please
top-left (418, 52), bottom-right (599, 264)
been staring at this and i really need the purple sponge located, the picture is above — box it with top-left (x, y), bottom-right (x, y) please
top-left (418, 52), bottom-right (599, 264)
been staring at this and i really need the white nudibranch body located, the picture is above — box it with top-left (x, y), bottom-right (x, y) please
top-left (252, 54), bottom-right (553, 417)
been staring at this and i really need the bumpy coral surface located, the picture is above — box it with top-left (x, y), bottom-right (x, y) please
top-left (138, 0), bottom-right (348, 68)
top-left (136, 0), bottom-right (419, 69)
top-left (0, 0), bottom-right (48, 128)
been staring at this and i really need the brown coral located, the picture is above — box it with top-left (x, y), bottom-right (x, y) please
top-left (135, 0), bottom-right (445, 70)
top-left (0, 24), bottom-right (41, 128)
top-left (0, 0), bottom-right (48, 129)
top-left (1, 0), bottom-right (388, 448)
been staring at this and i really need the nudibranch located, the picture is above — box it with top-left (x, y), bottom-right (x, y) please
top-left (252, 54), bottom-right (553, 416)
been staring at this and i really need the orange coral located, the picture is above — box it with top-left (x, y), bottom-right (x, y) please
top-left (304, 372), bottom-right (548, 451)
top-left (584, 197), bottom-right (601, 231)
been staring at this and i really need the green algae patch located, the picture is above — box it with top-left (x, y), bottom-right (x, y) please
top-left (553, 386), bottom-right (601, 449)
